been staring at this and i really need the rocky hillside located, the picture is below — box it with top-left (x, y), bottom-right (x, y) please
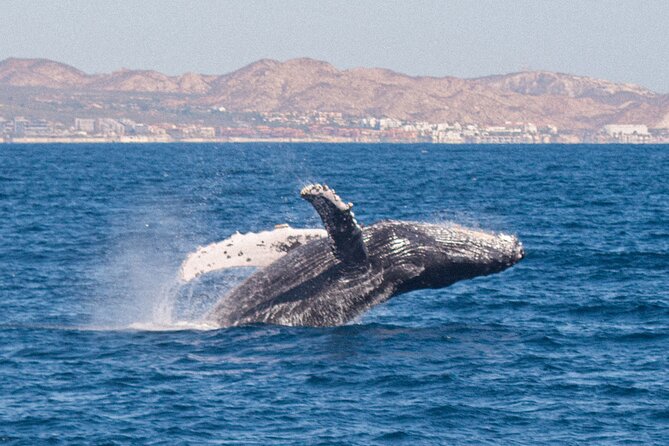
top-left (1, 57), bottom-right (667, 130)
top-left (0, 58), bottom-right (90, 88)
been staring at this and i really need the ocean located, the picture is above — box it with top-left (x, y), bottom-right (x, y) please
top-left (0, 143), bottom-right (667, 445)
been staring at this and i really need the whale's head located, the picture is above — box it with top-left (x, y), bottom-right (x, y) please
top-left (391, 222), bottom-right (524, 291)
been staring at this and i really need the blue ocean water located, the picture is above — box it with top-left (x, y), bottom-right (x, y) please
top-left (0, 143), bottom-right (667, 445)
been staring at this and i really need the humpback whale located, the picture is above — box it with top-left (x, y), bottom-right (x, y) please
top-left (201, 184), bottom-right (524, 327)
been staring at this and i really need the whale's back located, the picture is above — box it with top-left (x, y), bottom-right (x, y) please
top-left (208, 226), bottom-right (397, 327)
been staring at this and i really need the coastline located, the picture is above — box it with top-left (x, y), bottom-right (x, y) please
top-left (2, 137), bottom-right (667, 145)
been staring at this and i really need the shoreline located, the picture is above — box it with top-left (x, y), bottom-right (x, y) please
top-left (2, 137), bottom-right (667, 145)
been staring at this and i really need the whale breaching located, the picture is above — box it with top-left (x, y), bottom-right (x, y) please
top-left (183, 184), bottom-right (524, 327)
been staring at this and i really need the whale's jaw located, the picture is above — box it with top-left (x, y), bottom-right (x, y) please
top-left (363, 222), bottom-right (527, 308)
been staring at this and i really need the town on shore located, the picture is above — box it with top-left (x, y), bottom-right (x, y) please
top-left (2, 111), bottom-right (667, 144)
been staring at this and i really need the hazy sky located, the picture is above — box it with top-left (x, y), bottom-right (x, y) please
top-left (1, 0), bottom-right (668, 92)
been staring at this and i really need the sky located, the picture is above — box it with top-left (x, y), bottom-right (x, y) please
top-left (1, 0), bottom-right (668, 92)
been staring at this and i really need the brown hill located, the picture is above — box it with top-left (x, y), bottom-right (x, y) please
top-left (0, 57), bottom-right (667, 130)
top-left (476, 71), bottom-right (655, 102)
top-left (202, 58), bottom-right (668, 129)
top-left (0, 58), bottom-right (91, 88)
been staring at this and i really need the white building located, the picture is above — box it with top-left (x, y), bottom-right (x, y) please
top-left (96, 119), bottom-right (125, 136)
top-left (524, 123), bottom-right (538, 134)
top-left (74, 118), bottom-right (96, 134)
top-left (379, 118), bottom-right (402, 130)
top-left (602, 124), bottom-right (649, 137)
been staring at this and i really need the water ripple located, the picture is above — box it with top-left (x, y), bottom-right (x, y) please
top-left (0, 143), bottom-right (667, 444)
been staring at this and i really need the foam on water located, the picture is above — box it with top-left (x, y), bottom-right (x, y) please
top-left (124, 320), bottom-right (220, 331)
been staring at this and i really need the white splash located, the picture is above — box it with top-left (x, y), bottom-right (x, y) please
top-left (125, 320), bottom-right (220, 332)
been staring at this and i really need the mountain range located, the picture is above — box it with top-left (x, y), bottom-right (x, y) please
top-left (1, 57), bottom-right (668, 131)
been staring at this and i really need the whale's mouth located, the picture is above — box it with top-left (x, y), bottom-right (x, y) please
top-left (506, 237), bottom-right (525, 264)
top-left (494, 233), bottom-right (524, 266)
top-left (501, 243), bottom-right (524, 270)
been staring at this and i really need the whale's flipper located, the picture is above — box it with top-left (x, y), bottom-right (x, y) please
top-left (300, 184), bottom-right (369, 265)
top-left (179, 225), bottom-right (327, 281)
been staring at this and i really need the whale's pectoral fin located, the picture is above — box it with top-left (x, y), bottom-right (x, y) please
top-left (300, 184), bottom-right (369, 265)
top-left (179, 225), bottom-right (327, 282)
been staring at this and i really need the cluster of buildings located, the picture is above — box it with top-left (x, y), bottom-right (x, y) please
top-left (1, 114), bottom-right (668, 144)
top-left (1, 116), bottom-right (170, 142)
top-left (594, 124), bottom-right (668, 144)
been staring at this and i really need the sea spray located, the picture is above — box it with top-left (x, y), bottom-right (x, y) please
top-left (90, 205), bottom-right (210, 329)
